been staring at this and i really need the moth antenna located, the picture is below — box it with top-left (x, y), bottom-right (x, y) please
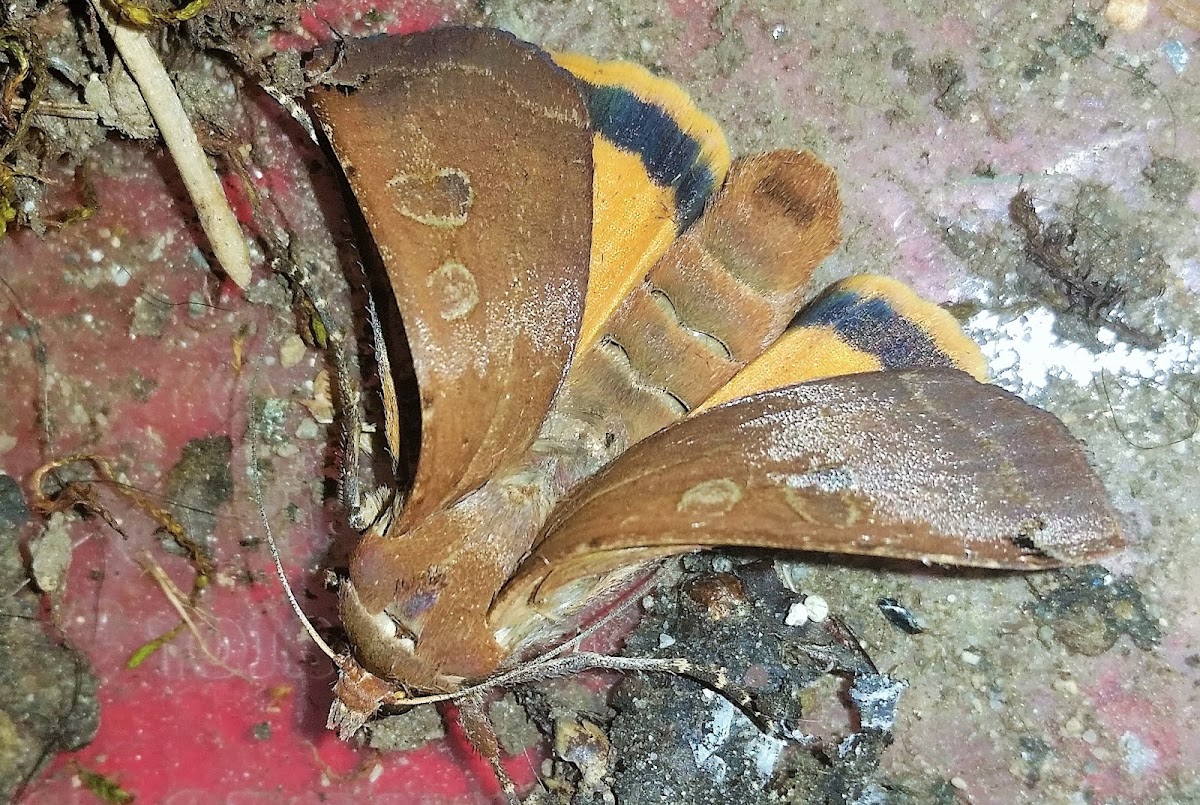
top-left (247, 395), bottom-right (340, 663)
top-left (539, 563), bottom-right (674, 662)
top-left (328, 329), bottom-right (371, 531)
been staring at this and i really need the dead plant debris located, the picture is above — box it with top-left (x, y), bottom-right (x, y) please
top-left (1026, 565), bottom-right (1161, 657)
top-left (1008, 188), bottom-right (1165, 349)
top-left (522, 558), bottom-right (904, 805)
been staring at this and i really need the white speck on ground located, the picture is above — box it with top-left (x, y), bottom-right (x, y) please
top-left (1119, 731), bottom-right (1159, 776)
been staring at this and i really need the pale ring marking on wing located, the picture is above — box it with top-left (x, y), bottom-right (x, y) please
top-left (427, 261), bottom-right (480, 321)
top-left (677, 478), bottom-right (743, 515)
top-left (387, 167), bottom-right (474, 228)
top-left (781, 487), bottom-right (863, 526)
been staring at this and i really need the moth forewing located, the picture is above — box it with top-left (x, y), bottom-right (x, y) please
top-left (491, 368), bottom-right (1125, 635)
top-left (308, 28), bottom-right (594, 532)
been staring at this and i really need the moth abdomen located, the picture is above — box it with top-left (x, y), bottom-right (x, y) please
top-left (648, 286), bottom-right (734, 361)
top-left (554, 150), bottom-right (844, 446)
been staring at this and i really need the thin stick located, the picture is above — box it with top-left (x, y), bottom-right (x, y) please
top-left (88, 0), bottom-right (252, 289)
top-left (9, 98), bottom-right (100, 121)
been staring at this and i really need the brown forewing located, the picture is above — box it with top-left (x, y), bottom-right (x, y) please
top-left (495, 368), bottom-right (1125, 616)
top-left (309, 28), bottom-right (593, 526)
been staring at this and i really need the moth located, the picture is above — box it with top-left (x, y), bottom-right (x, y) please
top-left (303, 24), bottom-right (1123, 792)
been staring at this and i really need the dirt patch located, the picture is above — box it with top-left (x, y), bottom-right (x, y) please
top-left (0, 474), bottom-right (100, 802)
top-left (1026, 565), bottom-right (1161, 657)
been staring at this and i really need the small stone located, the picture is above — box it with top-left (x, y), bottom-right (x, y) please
top-left (1162, 40), bottom-right (1190, 74)
top-left (279, 334), bottom-right (307, 368)
top-left (1144, 156), bottom-right (1196, 204)
top-left (273, 442), bottom-right (299, 458)
top-left (187, 291), bottom-right (207, 318)
top-left (555, 717), bottom-right (613, 799)
top-left (784, 601), bottom-right (808, 626)
top-left (367, 707), bottom-right (446, 751)
top-left (1104, 0), bottom-right (1149, 31)
top-left (1053, 677), bottom-right (1079, 696)
top-left (1119, 731), bottom-right (1158, 776)
top-left (300, 370), bottom-right (334, 424)
top-left (805, 595), bottom-right (829, 623)
top-left (489, 694), bottom-right (540, 756)
top-left (0, 475), bottom-right (29, 527)
top-left (129, 293), bottom-right (170, 339)
top-left (295, 418), bottom-right (321, 440)
top-left (960, 650), bottom-right (982, 666)
top-left (30, 513), bottom-right (73, 593)
top-left (657, 633), bottom-right (676, 649)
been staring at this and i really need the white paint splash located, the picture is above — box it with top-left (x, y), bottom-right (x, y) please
top-left (693, 696), bottom-right (735, 776)
top-left (691, 695), bottom-right (786, 784)
top-left (967, 307), bottom-right (1199, 397)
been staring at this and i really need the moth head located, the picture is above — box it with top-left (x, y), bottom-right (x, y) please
top-left (337, 552), bottom-right (457, 695)
top-left (324, 547), bottom-right (469, 738)
top-left (337, 514), bottom-right (508, 695)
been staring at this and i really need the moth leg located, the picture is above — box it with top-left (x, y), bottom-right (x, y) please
top-left (485, 652), bottom-right (789, 738)
top-left (456, 691), bottom-right (521, 805)
top-left (366, 296), bottom-right (404, 473)
top-left (324, 294), bottom-right (402, 532)
top-left (334, 297), bottom-right (405, 533)
top-left (328, 328), bottom-right (372, 531)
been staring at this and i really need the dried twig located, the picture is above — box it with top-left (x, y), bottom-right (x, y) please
top-left (10, 97), bottom-right (100, 121)
top-left (1008, 189), bottom-right (1163, 349)
top-left (88, 0), bottom-right (251, 289)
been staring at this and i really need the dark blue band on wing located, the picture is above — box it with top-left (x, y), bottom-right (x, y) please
top-left (582, 82), bottom-right (717, 229)
top-left (789, 288), bottom-right (954, 370)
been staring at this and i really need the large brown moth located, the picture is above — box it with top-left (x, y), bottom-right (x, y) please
top-left (301, 24), bottom-right (1123, 795)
